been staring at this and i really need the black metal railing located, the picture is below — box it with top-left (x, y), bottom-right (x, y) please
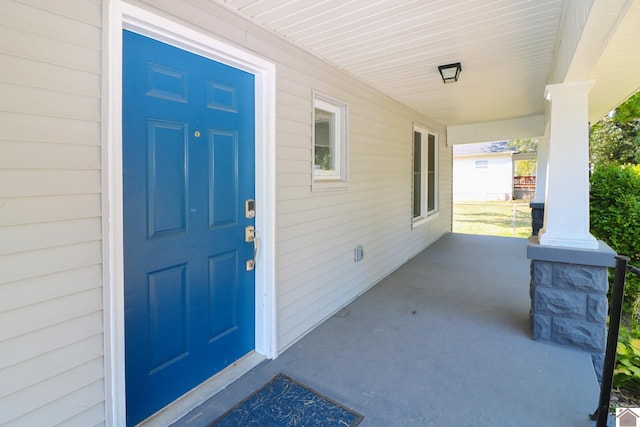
top-left (591, 256), bottom-right (640, 427)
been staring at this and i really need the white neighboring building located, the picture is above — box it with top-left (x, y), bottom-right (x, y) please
top-left (453, 141), bottom-right (517, 201)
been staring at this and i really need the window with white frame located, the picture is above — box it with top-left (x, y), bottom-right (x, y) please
top-left (412, 126), bottom-right (438, 223)
top-left (313, 94), bottom-right (348, 189)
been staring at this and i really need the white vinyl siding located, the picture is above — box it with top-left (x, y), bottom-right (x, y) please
top-left (1, 0), bottom-right (452, 424)
top-left (0, 1), bottom-right (104, 426)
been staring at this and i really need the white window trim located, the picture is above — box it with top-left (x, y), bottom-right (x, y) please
top-left (412, 125), bottom-right (439, 228)
top-left (312, 92), bottom-right (348, 190)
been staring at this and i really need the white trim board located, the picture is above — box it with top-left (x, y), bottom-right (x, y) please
top-left (102, 2), bottom-right (277, 425)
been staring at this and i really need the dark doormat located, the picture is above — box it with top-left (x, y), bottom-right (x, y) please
top-left (209, 373), bottom-right (363, 426)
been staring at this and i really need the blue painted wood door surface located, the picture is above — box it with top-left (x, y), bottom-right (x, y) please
top-left (122, 30), bottom-right (255, 426)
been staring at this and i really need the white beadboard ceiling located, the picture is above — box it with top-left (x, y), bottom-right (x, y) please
top-left (216, 0), bottom-right (640, 127)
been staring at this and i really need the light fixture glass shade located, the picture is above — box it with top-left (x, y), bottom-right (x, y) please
top-left (438, 62), bottom-right (462, 83)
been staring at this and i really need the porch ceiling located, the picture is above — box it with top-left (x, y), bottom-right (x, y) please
top-left (214, 0), bottom-right (640, 128)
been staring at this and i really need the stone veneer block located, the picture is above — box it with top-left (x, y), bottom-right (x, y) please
top-left (534, 288), bottom-right (586, 318)
top-left (529, 278), bottom-right (536, 300)
top-left (531, 313), bottom-right (552, 341)
top-left (553, 263), bottom-right (608, 294)
top-left (592, 353), bottom-right (605, 383)
top-left (552, 318), bottom-right (606, 353)
top-left (532, 261), bottom-right (553, 289)
top-left (587, 295), bottom-right (608, 323)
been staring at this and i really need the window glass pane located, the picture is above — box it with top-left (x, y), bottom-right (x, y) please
top-left (413, 131), bottom-right (422, 217)
top-left (413, 173), bottom-right (421, 218)
top-left (413, 131), bottom-right (421, 173)
top-left (427, 134), bottom-right (436, 212)
top-left (315, 108), bottom-right (334, 171)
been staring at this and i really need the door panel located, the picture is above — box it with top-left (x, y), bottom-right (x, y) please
top-left (208, 130), bottom-right (238, 228)
top-left (123, 30), bottom-right (255, 426)
top-left (147, 120), bottom-right (188, 237)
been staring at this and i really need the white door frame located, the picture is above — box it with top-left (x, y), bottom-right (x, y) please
top-left (101, 2), bottom-right (277, 425)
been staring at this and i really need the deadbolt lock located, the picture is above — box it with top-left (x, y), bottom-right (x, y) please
top-left (245, 199), bottom-right (255, 219)
top-left (245, 225), bottom-right (255, 242)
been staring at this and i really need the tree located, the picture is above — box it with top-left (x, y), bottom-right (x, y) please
top-left (514, 159), bottom-right (536, 176)
top-left (614, 91), bottom-right (640, 124)
top-left (508, 138), bottom-right (538, 176)
top-left (507, 138), bottom-right (538, 153)
top-left (590, 91), bottom-right (640, 167)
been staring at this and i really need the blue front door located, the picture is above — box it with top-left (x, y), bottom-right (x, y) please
top-left (122, 30), bottom-right (256, 426)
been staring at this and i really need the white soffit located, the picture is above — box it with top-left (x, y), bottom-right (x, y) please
top-left (588, 0), bottom-right (640, 124)
top-left (216, 0), bottom-right (564, 126)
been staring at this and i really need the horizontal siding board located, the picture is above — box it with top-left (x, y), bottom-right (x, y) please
top-left (0, 25), bottom-right (100, 74)
top-left (276, 103), bottom-right (310, 124)
top-left (0, 170), bottom-right (101, 198)
top-left (0, 141), bottom-right (101, 170)
top-left (0, 241), bottom-right (102, 285)
top-left (277, 199), bottom-right (408, 244)
top-left (276, 185), bottom-right (315, 202)
top-left (277, 159), bottom-right (312, 175)
top-left (277, 224), bottom-right (418, 271)
top-left (278, 208), bottom-right (408, 258)
top-left (0, 265), bottom-right (102, 312)
top-left (0, 82), bottom-right (100, 122)
top-left (0, 1), bottom-right (100, 49)
top-left (0, 334), bottom-right (103, 399)
top-left (0, 311), bottom-right (103, 370)
top-left (277, 191), bottom-right (408, 230)
top-left (0, 288), bottom-right (103, 342)
top-left (276, 172), bottom-right (310, 188)
top-left (56, 402), bottom-right (106, 427)
top-left (16, 0), bottom-right (102, 27)
top-left (0, 218), bottom-right (102, 256)
top-left (276, 87), bottom-right (310, 111)
top-left (0, 195), bottom-right (102, 227)
top-left (0, 53), bottom-right (100, 97)
top-left (275, 144), bottom-right (310, 161)
top-left (0, 358), bottom-right (104, 425)
top-left (0, 112), bottom-right (100, 145)
top-left (276, 116), bottom-right (310, 139)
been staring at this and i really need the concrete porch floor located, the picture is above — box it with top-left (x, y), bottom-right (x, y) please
top-left (173, 233), bottom-right (605, 427)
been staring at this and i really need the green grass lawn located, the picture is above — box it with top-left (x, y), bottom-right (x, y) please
top-left (453, 201), bottom-right (532, 238)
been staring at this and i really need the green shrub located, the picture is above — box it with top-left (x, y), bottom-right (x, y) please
top-left (590, 164), bottom-right (640, 310)
top-left (615, 325), bottom-right (640, 395)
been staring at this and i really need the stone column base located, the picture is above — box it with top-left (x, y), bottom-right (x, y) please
top-left (527, 237), bottom-right (616, 381)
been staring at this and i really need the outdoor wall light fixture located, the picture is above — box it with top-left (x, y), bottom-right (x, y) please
top-left (438, 62), bottom-right (462, 83)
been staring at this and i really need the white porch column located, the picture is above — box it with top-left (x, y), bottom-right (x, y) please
top-left (538, 82), bottom-right (598, 249)
top-left (533, 136), bottom-right (548, 203)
